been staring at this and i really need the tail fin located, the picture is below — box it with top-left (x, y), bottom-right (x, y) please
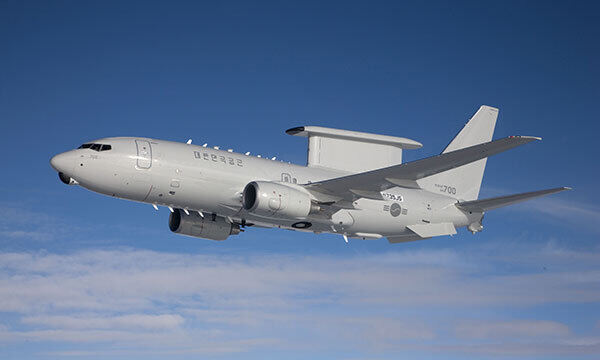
top-left (418, 105), bottom-right (499, 200)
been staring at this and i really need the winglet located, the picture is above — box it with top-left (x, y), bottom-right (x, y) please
top-left (509, 135), bottom-right (542, 141)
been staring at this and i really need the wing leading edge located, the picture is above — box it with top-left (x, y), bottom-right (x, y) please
top-left (305, 136), bottom-right (541, 201)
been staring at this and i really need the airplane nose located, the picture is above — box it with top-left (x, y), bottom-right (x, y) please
top-left (51, 152), bottom-right (78, 185)
top-left (50, 152), bottom-right (76, 174)
top-left (50, 153), bottom-right (69, 172)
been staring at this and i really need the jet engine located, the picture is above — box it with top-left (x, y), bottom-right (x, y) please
top-left (242, 181), bottom-right (318, 219)
top-left (169, 209), bottom-right (240, 241)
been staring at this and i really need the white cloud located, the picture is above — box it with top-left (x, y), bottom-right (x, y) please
top-left (0, 247), bottom-right (598, 357)
top-left (21, 314), bottom-right (184, 330)
top-left (0, 248), bottom-right (597, 315)
top-left (455, 320), bottom-right (571, 339)
top-left (526, 197), bottom-right (600, 224)
top-left (0, 230), bottom-right (52, 241)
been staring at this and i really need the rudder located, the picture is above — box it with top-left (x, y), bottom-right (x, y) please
top-left (418, 105), bottom-right (498, 201)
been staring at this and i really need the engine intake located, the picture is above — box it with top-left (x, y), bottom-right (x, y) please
top-left (242, 181), bottom-right (318, 219)
top-left (169, 209), bottom-right (240, 241)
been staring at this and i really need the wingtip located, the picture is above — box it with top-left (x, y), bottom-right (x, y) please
top-left (509, 135), bottom-right (542, 141)
top-left (563, 186), bottom-right (573, 191)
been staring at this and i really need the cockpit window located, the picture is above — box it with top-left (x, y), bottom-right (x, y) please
top-left (78, 143), bottom-right (112, 152)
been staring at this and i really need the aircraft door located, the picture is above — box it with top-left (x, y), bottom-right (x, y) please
top-left (135, 140), bottom-right (152, 169)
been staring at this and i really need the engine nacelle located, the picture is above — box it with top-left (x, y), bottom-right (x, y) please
top-left (242, 181), bottom-right (317, 219)
top-left (169, 209), bottom-right (240, 241)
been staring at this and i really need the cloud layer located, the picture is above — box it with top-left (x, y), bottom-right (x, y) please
top-left (0, 245), bottom-right (599, 358)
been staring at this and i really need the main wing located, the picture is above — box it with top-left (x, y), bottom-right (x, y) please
top-left (305, 136), bottom-right (540, 201)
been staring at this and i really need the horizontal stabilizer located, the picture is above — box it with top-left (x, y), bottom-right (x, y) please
top-left (456, 187), bottom-right (571, 213)
top-left (407, 223), bottom-right (457, 238)
top-left (306, 136), bottom-right (540, 201)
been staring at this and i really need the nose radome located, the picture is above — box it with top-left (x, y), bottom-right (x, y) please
top-left (50, 152), bottom-right (73, 173)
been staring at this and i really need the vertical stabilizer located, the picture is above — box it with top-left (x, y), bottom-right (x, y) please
top-left (418, 105), bottom-right (498, 201)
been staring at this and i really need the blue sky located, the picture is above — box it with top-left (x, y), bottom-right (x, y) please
top-left (0, 1), bottom-right (599, 359)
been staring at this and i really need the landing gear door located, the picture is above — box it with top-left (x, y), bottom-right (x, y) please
top-left (135, 140), bottom-right (152, 169)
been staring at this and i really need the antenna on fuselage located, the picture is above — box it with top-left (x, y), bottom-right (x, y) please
top-left (186, 139), bottom-right (192, 145)
top-left (202, 143), bottom-right (207, 147)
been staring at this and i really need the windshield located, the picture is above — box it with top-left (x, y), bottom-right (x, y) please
top-left (78, 143), bottom-right (112, 152)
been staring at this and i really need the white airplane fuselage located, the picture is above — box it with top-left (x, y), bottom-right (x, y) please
top-left (50, 137), bottom-right (477, 240)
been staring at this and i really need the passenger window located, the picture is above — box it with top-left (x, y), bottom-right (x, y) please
top-left (100, 144), bottom-right (112, 151)
top-left (90, 144), bottom-right (101, 151)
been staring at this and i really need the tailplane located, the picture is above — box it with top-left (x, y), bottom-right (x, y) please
top-left (418, 105), bottom-right (498, 200)
top-left (456, 187), bottom-right (571, 213)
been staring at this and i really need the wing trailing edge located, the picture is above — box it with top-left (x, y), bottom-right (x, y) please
top-left (386, 223), bottom-right (456, 243)
top-left (306, 136), bottom-right (541, 201)
top-left (456, 187), bottom-right (571, 213)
